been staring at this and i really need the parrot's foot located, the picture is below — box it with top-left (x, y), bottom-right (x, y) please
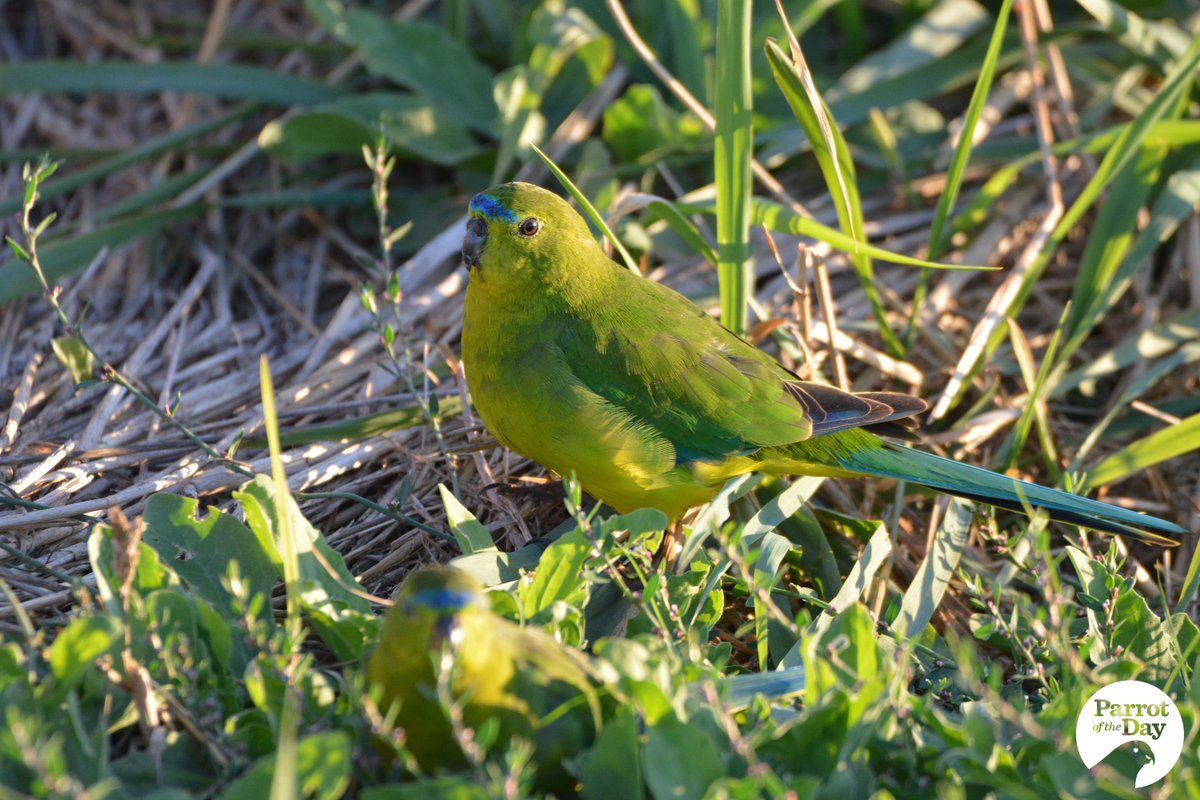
top-left (653, 521), bottom-right (684, 573)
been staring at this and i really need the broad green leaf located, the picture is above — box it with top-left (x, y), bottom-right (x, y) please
top-left (522, 524), bottom-right (593, 619)
top-left (361, 781), bottom-right (487, 800)
top-left (642, 715), bottom-right (723, 800)
top-left (87, 522), bottom-right (175, 611)
top-left (603, 85), bottom-right (708, 163)
top-left (259, 94), bottom-right (482, 165)
top-left (452, 515), bottom-right (580, 587)
top-left (48, 615), bottom-right (121, 690)
top-left (579, 712), bottom-right (645, 800)
top-left (141, 493), bottom-right (278, 623)
top-left (804, 603), bottom-right (883, 698)
top-left (217, 731), bottom-right (351, 800)
top-left (438, 485), bottom-right (495, 556)
top-left (329, 7), bottom-right (495, 132)
top-left (1068, 547), bottom-right (1180, 683)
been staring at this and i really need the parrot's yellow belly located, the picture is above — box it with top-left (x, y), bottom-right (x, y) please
top-left (463, 301), bottom-right (731, 520)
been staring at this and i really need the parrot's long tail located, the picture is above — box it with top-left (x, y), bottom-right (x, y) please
top-left (782, 429), bottom-right (1187, 544)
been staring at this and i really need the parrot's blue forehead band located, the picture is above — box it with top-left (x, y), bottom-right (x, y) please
top-left (469, 193), bottom-right (518, 223)
top-left (410, 587), bottom-right (479, 613)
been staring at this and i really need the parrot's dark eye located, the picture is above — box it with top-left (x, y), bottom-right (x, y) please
top-left (517, 217), bottom-right (541, 237)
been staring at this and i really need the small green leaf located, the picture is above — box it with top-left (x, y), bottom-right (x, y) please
top-left (51, 333), bottom-right (95, 385)
top-left (5, 236), bottom-right (29, 262)
top-left (438, 484), bottom-right (495, 555)
top-left (33, 212), bottom-right (57, 238)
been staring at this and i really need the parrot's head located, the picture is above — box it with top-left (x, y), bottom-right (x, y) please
top-left (463, 182), bottom-right (600, 289)
top-left (387, 565), bottom-right (489, 652)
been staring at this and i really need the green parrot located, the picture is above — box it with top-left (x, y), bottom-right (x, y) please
top-left (367, 566), bottom-right (604, 792)
top-left (460, 182), bottom-right (1186, 543)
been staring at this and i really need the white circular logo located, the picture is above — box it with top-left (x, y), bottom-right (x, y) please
top-left (1076, 680), bottom-right (1183, 787)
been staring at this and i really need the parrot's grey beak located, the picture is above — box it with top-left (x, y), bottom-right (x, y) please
top-left (463, 217), bottom-right (487, 268)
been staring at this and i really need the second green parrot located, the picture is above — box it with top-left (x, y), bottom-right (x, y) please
top-left (460, 182), bottom-right (1186, 543)
top-left (367, 566), bottom-right (604, 792)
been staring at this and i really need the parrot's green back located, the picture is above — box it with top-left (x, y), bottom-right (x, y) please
top-left (460, 182), bottom-right (1186, 543)
top-left (367, 566), bottom-right (602, 792)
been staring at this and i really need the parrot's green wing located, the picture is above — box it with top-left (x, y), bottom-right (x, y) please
top-left (558, 265), bottom-right (922, 463)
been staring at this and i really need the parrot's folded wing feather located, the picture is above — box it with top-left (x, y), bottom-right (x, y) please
top-left (787, 384), bottom-right (927, 436)
top-left (561, 269), bottom-right (925, 463)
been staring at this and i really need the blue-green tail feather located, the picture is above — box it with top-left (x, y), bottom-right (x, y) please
top-left (796, 430), bottom-right (1187, 543)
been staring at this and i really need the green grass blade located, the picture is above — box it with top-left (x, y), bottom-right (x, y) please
top-left (1076, 0), bottom-right (1191, 68)
top-left (1052, 308), bottom-right (1200, 398)
top-left (909, 0), bottom-right (1014, 345)
top-left (0, 61), bottom-right (338, 105)
top-left (795, 520), bottom-right (892, 661)
top-left (681, 197), bottom-right (992, 270)
top-left (531, 143), bottom-right (639, 273)
top-left (1058, 162), bottom-right (1200, 369)
top-left (1085, 411), bottom-right (1200, 489)
top-left (765, 38), bottom-right (901, 355)
top-left (0, 104), bottom-right (258, 217)
top-left (715, 0), bottom-right (753, 335)
top-left (0, 204), bottom-right (208, 305)
top-left (946, 34), bottom-right (1200, 417)
top-left (893, 499), bottom-right (972, 640)
top-left (610, 193), bottom-right (718, 266)
top-left (999, 307), bottom-right (1068, 475)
